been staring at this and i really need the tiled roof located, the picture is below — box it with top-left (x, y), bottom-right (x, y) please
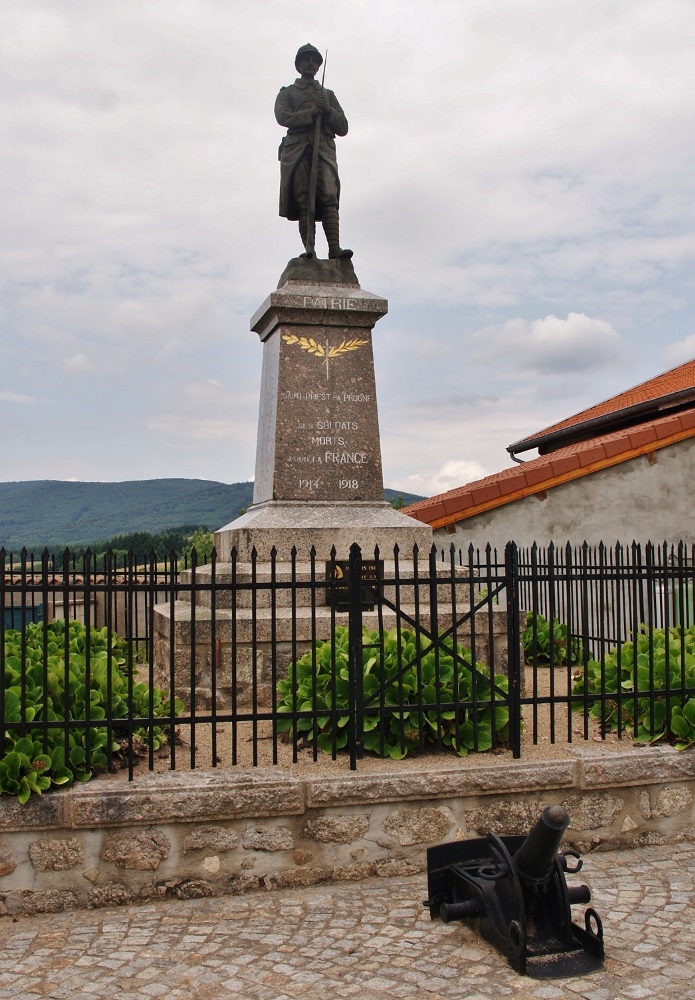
top-left (404, 409), bottom-right (695, 529)
top-left (508, 358), bottom-right (695, 456)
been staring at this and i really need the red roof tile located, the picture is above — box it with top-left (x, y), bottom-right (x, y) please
top-left (404, 410), bottom-right (695, 528)
top-left (628, 426), bottom-right (658, 449)
top-left (470, 483), bottom-right (502, 505)
top-left (603, 437), bottom-right (629, 458)
top-left (577, 444), bottom-right (607, 467)
top-left (509, 358), bottom-right (695, 455)
top-left (549, 455), bottom-right (581, 477)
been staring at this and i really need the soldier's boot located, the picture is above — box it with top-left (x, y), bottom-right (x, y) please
top-left (322, 206), bottom-right (353, 259)
top-left (298, 212), bottom-right (314, 258)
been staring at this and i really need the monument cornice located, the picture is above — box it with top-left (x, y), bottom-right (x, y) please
top-left (251, 281), bottom-right (388, 342)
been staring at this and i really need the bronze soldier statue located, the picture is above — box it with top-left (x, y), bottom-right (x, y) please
top-left (275, 44), bottom-right (352, 260)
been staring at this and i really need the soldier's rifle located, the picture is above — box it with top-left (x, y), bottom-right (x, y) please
top-left (305, 50), bottom-right (327, 258)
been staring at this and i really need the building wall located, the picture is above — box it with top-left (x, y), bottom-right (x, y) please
top-left (436, 438), bottom-right (695, 554)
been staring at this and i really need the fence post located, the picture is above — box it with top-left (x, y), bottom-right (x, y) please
top-left (348, 542), bottom-right (364, 769)
top-left (505, 541), bottom-right (522, 758)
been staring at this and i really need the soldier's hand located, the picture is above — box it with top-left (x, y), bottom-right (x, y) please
top-left (315, 93), bottom-right (329, 115)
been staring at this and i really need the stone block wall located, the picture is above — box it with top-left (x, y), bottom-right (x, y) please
top-left (152, 595), bottom-right (511, 711)
top-left (1, 746), bottom-right (694, 916)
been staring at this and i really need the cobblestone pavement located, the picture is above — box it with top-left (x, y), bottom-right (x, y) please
top-left (2, 843), bottom-right (693, 1000)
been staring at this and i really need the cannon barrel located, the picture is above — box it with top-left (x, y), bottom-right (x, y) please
top-left (567, 885), bottom-right (592, 905)
top-left (514, 805), bottom-right (570, 885)
top-left (439, 899), bottom-right (482, 922)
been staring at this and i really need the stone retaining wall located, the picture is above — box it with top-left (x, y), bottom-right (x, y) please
top-left (1, 746), bottom-right (694, 916)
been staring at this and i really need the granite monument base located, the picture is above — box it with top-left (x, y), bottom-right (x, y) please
top-left (154, 261), bottom-right (437, 703)
top-left (214, 499), bottom-right (433, 562)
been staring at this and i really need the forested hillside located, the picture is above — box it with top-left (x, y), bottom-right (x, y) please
top-left (0, 479), bottom-right (424, 551)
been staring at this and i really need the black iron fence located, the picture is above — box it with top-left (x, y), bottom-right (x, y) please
top-left (1, 541), bottom-right (694, 793)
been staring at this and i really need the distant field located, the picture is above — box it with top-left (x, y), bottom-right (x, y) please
top-left (0, 479), bottom-right (425, 551)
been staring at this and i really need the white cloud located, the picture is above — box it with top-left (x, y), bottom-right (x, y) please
top-left (63, 352), bottom-right (94, 373)
top-left (0, 389), bottom-right (35, 404)
top-left (0, 0), bottom-right (694, 486)
top-left (663, 335), bottom-right (695, 368)
top-left (394, 460), bottom-right (488, 499)
top-left (468, 313), bottom-right (625, 374)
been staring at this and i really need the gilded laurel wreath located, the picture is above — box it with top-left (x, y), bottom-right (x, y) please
top-left (282, 334), bottom-right (368, 358)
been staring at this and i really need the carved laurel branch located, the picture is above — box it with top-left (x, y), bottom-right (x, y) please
top-left (282, 334), bottom-right (368, 359)
top-left (327, 338), bottom-right (369, 358)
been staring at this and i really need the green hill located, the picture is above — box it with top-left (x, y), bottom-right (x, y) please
top-left (0, 479), bottom-right (425, 551)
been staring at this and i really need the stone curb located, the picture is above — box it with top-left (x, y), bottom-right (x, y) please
top-left (1, 746), bottom-right (693, 917)
top-left (572, 744), bottom-right (695, 788)
top-left (1, 746), bottom-right (692, 834)
top-left (0, 769), bottom-right (305, 833)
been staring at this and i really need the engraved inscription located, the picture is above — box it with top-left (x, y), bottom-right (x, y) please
top-left (276, 329), bottom-right (382, 501)
top-left (302, 296), bottom-right (358, 309)
top-left (324, 452), bottom-right (368, 464)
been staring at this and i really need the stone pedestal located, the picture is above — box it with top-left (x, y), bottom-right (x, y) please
top-left (214, 260), bottom-right (432, 560)
top-left (154, 259), bottom-right (434, 706)
top-left (152, 560), bottom-right (510, 711)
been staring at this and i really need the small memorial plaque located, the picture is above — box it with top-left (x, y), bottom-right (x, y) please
top-left (325, 559), bottom-right (383, 609)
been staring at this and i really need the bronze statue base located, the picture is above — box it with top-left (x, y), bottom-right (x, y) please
top-left (278, 255), bottom-right (359, 288)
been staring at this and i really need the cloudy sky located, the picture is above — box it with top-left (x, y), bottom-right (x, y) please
top-left (2, 0), bottom-right (695, 498)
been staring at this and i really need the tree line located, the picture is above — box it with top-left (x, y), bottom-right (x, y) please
top-left (39, 525), bottom-right (215, 563)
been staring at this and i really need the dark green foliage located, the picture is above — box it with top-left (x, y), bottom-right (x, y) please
top-left (522, 612), bottom-right (580, 665)
top-left (70, 526), bottom-right (209, 562)
top-left (384, 489), bottom-right (423, 508)
top-left (276, 625), bottom-right (509, 759)
top-left (1, 620), bottom-right (182, 802)
top-left (0, 480), bottom-right (425, 551)
top-left (0, 479), bottom-right (252, 551)
top-left (571, 625), bottom-right (695, 749)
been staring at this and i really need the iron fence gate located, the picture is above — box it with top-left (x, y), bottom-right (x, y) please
top-left (1, 540), bottom-right (694, 791)
top-left (336, 543), bottom-right (520, 767)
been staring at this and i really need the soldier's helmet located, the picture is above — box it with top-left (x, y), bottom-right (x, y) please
top-left (295, 43), bottom-right (323, 71)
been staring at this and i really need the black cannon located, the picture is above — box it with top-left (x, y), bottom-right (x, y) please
top-left (424, 805), bottom-right (604, 978)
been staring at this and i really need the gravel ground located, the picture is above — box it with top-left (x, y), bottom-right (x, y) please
top-left (103, 664), bottom-right (641, 781)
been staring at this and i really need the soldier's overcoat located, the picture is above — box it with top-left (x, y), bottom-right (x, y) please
top-left (275, 77), bottom-right (348, 221)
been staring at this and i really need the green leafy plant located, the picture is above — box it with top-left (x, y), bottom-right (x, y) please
top-left (182, 527), bottom-right (214, 562)
top-left (571, 624), bottom-right (695, 748)
top-left (276, 625), bottom-right (509, 759)
top-left (670, 699), bottom-right (695, 750)
top-left (2, 619), bottom-right (182, 802)
top-left (522, 612), bottom-right (580, 666)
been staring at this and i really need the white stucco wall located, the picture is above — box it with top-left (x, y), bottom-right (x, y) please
top-left (433, 437), bottom-right (695, 554)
